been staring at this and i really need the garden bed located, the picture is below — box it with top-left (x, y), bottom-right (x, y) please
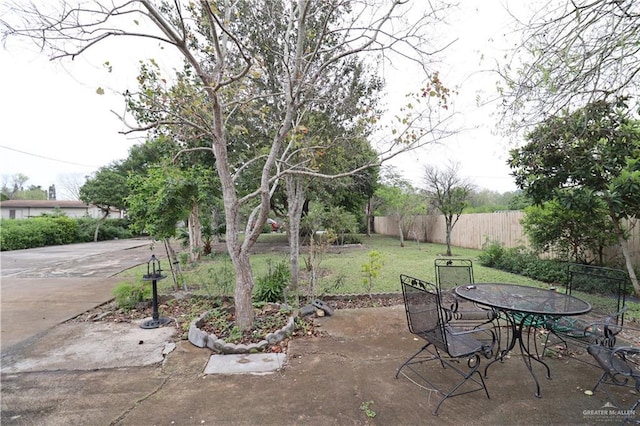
top-left (68, 292), bottom-right (404, 353)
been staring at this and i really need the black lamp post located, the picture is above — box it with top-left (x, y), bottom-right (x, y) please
top-left (140, 254), bottom-right (171, 329)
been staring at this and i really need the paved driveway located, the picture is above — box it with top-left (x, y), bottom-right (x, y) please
top-left (0, 238), bottom-right (161, 352)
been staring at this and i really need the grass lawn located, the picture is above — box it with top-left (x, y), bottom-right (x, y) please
top-left (118, 233), bottom-right (640, 322)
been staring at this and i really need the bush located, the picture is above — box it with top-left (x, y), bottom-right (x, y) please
top-left (76, 217), bottom-right (133, 242)
top-left (254, 259), bottom-right (290, 303)
top-left (477, 240), bottom-right (567, 284)
top-left (0, 216), bottom-right (78, 250)
top-left (0, 219), bottom-right (44, 250)
top-left (1, 217), bottom-right (134, 250)
top-left (98, 218), bottom-right (133, 240)
top-left (477, 240), bottom-right (506, 268)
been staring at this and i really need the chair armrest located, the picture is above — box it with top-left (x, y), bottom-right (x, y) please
top-left (446, 324), bottom-right (497, 358)
top-left (603, 305), bottom-right (628, 326)
top-left (611, 346), bottom-right (640, 357)
top-left (608, 346), bottom-right (640, 383)
top-left (445, 293), bottom-right (498, 321)
top-left (587, 306), bottom-right (628, 337)
top-left (547, 305), bottom-right (628, 338)
top-left (448, 325), bottom-right (493, 337)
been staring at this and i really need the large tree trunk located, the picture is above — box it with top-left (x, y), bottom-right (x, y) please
top-left (286, 175), bottom-right (305, 307)
top-left (445, 216), bottom-right (453, 256)
top-left (611, 217), bottom-right (640, 296)
top-left (188, 202), bottom-right (202, 262)
top-left (231, 249), bottom-right (255, 328)
top-left (208, 91), bottom-right (256, 331)
top-left (397, 216), bottom-right (405, 247)
top-left (366, 198), bottom-right (373, 237)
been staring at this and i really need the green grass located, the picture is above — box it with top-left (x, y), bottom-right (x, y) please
top-left (317, 235), bottom-right (545, 293)
top-left (114, 233), bottom-right (640, 322)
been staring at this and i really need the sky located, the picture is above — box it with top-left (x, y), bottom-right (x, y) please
top-left (0, 1), bottom-right (524, 200)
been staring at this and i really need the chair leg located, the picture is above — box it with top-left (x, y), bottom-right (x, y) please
top-left (592, 371), bottom-right (609, 393)
top-left (542, 329), bottom-right (568, 358)
top-left (591, 371), bottom-right (638, 418)
top-left (625, 399), bottom-right (640, 424)
top-left (432, 354), bottom-right (489, 415)
top-left (395, 343), bottom-right (431, 379)
top-left (397, 347), bottom-right (490, 415)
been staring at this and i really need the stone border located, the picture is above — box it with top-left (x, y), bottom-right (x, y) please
top-left (188, 311), bottom-right (296, 354)
top-left (321, 292), bottom-right (402, 300)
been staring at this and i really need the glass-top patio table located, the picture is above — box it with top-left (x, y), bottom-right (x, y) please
top-left (454, 283), bottom-right (591, 397)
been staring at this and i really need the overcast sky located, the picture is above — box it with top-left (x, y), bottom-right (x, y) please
top-left (0, 1), bottom-right (524, 200)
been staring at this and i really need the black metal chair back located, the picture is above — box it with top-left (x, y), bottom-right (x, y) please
top-left (400, 274), bottom-right (447, 348)
top-left (544, 264), bottom-right (630, 359)
top-left (566, 263), bottom-right (628, 327)
top-left (435, 258), bottom-right (497, 325)
top-left (435, 258), bottom-right (474, 288)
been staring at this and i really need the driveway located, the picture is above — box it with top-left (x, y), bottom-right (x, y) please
top-left (0, 238), bottom-right (160, 352)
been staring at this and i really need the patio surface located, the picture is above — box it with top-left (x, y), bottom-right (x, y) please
top-left (3, 303), bottom-right (638, 425)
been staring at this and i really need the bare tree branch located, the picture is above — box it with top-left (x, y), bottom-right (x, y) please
top-left (498, 0), bottom-right (640, 132)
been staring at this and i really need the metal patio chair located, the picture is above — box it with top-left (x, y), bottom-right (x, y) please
top-left (587, 344), bottom-right (640, 423)
top-left (395, 274), bottom-right (496, 415)
top-left (434, 258), bottom-right (498, 327)
top-left (544, 264), bottom-right (629, 357)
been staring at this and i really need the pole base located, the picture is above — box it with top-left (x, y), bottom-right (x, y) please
top-left (140, 317), bottom-right (172, 329)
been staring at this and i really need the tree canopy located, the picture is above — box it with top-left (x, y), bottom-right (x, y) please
top-left (3, 0), bottom-right (456, 330)
top-left (499, 0), bottom-right (640, 130)
top-left (509, 98), bottom-right (640, 294)
top-left (423, 162), bottom-right (474, 256)
top-left (79, 165), bottom-right (129, 241)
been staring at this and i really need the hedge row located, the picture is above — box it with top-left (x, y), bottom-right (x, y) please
top-left (0, 217), bottom-right (133, 251)
top-left (477, 241), bottom-right (568, 284)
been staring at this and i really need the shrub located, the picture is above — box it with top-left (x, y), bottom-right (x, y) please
top-left (75, 218), bottom-right (98, 242)
top-left (254, 259), bottom-right (290, 303)
top-left (477, 240), bottom-right (506, 268)
top-left (478, 240), bottom-right (567, 284)
top-left (0, 216), bottom-right (77, 250)
top-left (98, 219), bottom-right (133, 240)
top-left (1, 221), bottom-right (37, 250)
top-left (361, 250), bottom-right (385, 296)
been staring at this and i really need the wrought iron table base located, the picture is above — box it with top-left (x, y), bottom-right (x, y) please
top-left (484, 310), bottom-right (551, 398)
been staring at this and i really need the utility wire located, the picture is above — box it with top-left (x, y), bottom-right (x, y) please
top-left (0, 144), bottom-right (100, 168)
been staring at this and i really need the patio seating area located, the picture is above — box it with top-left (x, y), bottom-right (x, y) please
top-left (395, 260), bottom-right (639, 421)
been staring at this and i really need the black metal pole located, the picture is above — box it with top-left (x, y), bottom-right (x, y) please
top-left (140, 255), bottom-right (171, 329)
top-left (151, 279), bottom-right (159, 322)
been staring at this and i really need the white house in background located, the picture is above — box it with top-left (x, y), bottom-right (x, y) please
top-left (0, 200), bottom-right (124, 219)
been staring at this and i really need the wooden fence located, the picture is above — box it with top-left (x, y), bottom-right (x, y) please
top-left (373, 211), bottom-right (640, 266)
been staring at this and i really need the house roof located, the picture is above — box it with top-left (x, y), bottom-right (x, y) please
top-left (0, 200), bottom-right (89, 208)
